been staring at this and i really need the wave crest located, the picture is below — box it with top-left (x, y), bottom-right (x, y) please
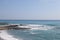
top-left (18, 24), bottom-right (54, 30)
top-left (0, 30), bottom-right (23, 40)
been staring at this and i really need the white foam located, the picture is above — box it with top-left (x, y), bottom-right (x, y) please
top-left (28, 24), bottom-right (43, 27)
top-left (30, 25), bottom-right (54, 30)
top-left (18, 24), bottom-right (54, 30)
top-left (29, 31), bottom-right (38, 34)
top-left (0, 30), bottom-right (23, 40)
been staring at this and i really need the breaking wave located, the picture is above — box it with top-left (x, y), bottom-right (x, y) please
top-left (18, 24), bottom-right (55, 30)
top-left (0, 30), bottom-right (23, 40)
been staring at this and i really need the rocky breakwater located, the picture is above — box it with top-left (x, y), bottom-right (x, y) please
top-left (0, 24), bottom-right (30, 30)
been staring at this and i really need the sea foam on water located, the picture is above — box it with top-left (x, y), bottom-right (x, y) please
top-left (18, 24), bottom-right (54, 30)
top-left (0, 30), bottom-right (23, 40)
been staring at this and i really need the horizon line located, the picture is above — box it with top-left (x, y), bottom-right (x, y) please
top-left (0, 19), bottom-right (60, 20)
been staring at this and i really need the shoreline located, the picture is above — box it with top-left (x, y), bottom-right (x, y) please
top-left (0, 31), bottom-right (4, 40)
top-left (0, 30), bottom-right (23, 40)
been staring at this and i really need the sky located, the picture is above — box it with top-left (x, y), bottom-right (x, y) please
top-left (0, 0), bottom-right (60, 20)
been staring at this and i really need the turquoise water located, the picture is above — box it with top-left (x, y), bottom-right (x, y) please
top-left (0, 20), bottom-right (60, 40)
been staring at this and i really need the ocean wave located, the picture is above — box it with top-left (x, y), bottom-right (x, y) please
top-left (0, 30), bottom-right (23, 40)
top-left (18, 24), bottom-right (54, 30)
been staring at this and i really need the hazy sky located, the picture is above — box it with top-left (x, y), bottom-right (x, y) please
top-left (0, 0), bottom-right (60, 20)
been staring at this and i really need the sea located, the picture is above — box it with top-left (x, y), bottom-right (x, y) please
top-left (0, 20), bottom-right (60, 40)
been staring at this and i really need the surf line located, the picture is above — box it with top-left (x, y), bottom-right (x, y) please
top-left (0, 30), bottom-right (23, 40)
